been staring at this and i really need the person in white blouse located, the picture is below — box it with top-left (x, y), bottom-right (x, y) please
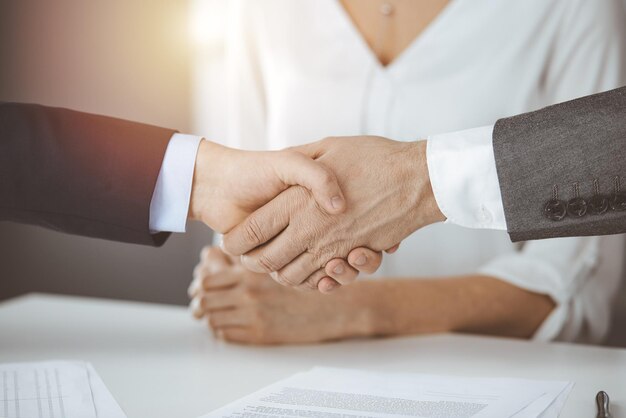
top-left (189, 0), bottom-right (626, 344)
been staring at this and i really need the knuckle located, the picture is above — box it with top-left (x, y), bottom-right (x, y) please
top-left (243, 218), bottom-right (265, 246)
top-left (251, 324), bottom-right (268, 343)
top-left (241, 287), bottom-right (260, 303)
top-left (202, 275), bottom-right (216, 290)
top-left (208, 315), bottom-right (219, 328)
top-left (223, 331), bottom-right (241, 343)
top-left (289, 185), bottom-right (313, 204)
top-left (192, 264), bottom-right (204, 278)
top-left (272, 270), bottom-right (300, 287)
top-left (256, 253), bottom-right (281, 273)
top-left (311, 246), bottom-right (341, 269)
top-left (298, 278), bottom-right (319, 292)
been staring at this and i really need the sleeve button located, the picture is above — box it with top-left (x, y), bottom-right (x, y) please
top-left (589, 195), bottom-right (609, 215)
top-left (610, 192), bottom-right (626, 211)
top-left (567, 197), bottom-right (587, 217)
top-left (544, 198), bottom-right (567, 221)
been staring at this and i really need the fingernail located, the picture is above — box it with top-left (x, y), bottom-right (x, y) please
top-left (192, 277), bottom-right (205, 296)
top-left (333, 264), bottom-right (344, 275)
top-left (190, 297), bottom-right (202, 318)
top-left (330, 196), bottom-right (344, 210)
top-left (187, 280), bottom-right (199, 297)
top-left (323, 281), bottom-right (339, 293)
top-left (354, 255), bottom-right (367, 266)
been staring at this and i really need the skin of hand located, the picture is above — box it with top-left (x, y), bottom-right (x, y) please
top-left (221, 136), bottom-right (445, 291)
top-left (188, 247), bottom-right (384, 344)
top-left (188, 140), bottom-right (348, 233)
top-left (189, 248), bottom-right (555, 345)
top-left (187, 140), bottom-right (387, 291)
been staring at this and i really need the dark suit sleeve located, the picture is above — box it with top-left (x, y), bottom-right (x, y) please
top-left (492, 86), bottom-right (626, 241)
top-left (0, 103), bottom-right (176, 246)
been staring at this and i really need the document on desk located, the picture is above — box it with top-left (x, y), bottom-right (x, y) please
top-left (201, 367), bottom-right (572, 418)
top-left (0, 360), bottom-right (126, 418)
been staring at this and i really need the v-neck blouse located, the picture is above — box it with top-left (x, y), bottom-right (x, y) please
top-left (221, 0), bottom-right (626, 343)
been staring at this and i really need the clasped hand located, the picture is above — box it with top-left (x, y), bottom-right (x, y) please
top-left (191, 135), bottom-right (442, 293)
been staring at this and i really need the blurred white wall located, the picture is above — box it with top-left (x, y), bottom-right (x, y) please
top-left (190, 0), bottom-right (230, 141)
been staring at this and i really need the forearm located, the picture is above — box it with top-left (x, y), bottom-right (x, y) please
top-left (346, 276), bottom-right (555, 339)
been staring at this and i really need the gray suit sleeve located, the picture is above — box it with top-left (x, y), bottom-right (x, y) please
top-left (493, 86), bottom-right (626, 241)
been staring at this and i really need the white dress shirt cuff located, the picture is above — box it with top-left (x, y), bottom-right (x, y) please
top-left (149, 134), bottom-right (204, 233)
top-left (426, 125), bottom-right (507, 230)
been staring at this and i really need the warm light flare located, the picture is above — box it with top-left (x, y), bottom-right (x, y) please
top-left (189, 0), bottom-right (227, 49)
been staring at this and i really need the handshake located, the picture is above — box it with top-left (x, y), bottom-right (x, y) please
top-left (190, 135), bottom-right (445, 293)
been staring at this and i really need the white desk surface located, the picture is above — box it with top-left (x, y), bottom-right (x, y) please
top-left (0, 294), bottom-right (624, 418)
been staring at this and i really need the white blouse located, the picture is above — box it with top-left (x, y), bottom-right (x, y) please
top-left (217, 0), bottom-right (626, 343)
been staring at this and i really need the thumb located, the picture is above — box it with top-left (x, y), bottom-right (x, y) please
top-left (270, 150), bottom-right (345, 214)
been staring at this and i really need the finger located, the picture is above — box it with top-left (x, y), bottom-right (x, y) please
top-left (201, 289), bottom-right (240, 312)
top-left (219, 327), bottom-right (252, 344)
top-left (189, 265), bottom-right (209, 297)
top-left (188, 275), bottom-right (203, 298)
top-left (190, 296), bottom-right (205, 319)
top-left (200, 268), bottom-right (242, 291)
top-left (189, 263), bottom-right (236, 298)
top-left (189, 247), bottom-right (232, 297)
top-left (268, 252), bottom-right (318, 287)
top-left (200, 245), bottom-right (232, 267)
top-left (221, 195), bottom-right (292, 257)
top-left (318, 277), bottom-right (342, 294)
top-left (240, 230), bottom-right (308, 274)
top-left (347, 247), bottom-right (383, 275)
top-left (385, 243), bottom-right (400, 254)
top-left (323, 259), bottom-right (359, 285)
top-left (208, 309), bottom-right (249, 329)
top-left (296, 268), bottom-right (328, 292)
top-left (272, 150), bottom-right (345, 214)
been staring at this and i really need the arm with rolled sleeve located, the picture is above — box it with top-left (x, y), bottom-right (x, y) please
top-left (427, 125), bottom-right (624, 343)
top-left (477, 234), bottom-right (623, 343)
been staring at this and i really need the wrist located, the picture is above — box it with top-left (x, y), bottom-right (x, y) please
top-left (189, 140), bottom-right (228, 226)
top-left (348, 281), bottom-right (400, 336)
top-left (406, 141), bottom-right (446, 229)
top-left (327, 282), bottom-right (384, 338)
top-left (366, 279), bottom-right (459, 336)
